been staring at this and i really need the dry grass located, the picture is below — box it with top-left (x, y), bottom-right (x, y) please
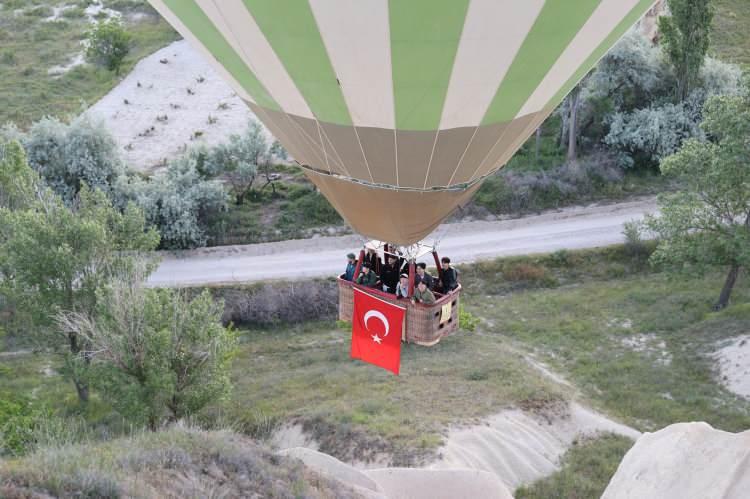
top-left (0, 425), bottom-right (358, 498)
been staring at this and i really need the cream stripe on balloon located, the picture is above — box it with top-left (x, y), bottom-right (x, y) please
top-left (195, 0), bottom-right (314, 119)
top-left (516, 0), bottom-right (642, 117)
top-left (308, 0), bottom-right (395, 129)
top-left (148, 0), bottom-right (255, 103)
top-left (439, 0), bottom-right (545, 130)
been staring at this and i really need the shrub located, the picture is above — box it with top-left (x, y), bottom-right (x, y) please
top-left (504, 263), bottom-right (548, 282)
top-left (22, 116), bottom-right (123, 203)
top-left (0, 392), bottom-right (46, 456)
top-left (458, 305), bottom-right (480, 332)
top-left (622, 220), bottom-right (651, 260)
top-left (475, 152), bottom-right (624, 214)
top-left (116, 156), bottom-right (228, 249)
top-left (278, 186), bottom-right (342, 228)
top-left (213, 280), bottom-right (338, 325)
top-left (605, 100), bottom-right (704, 169)
top-left (85, 19), bottom-right (132, 75)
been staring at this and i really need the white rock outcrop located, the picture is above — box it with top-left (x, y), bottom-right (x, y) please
top-left (603, 422), bottom-right (750, 499)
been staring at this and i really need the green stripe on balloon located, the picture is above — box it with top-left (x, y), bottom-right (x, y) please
top-left (242, 0), bottom-right (353, 126)
top-left (480, 0), bottom-right (602, 126)
top-left (545, 0), bottom-right (656, 111)
top-left (161, 0), bottom-right (279, 110)
top-left (389, 0), bottom-right (470, 131)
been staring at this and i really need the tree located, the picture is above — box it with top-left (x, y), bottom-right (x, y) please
top-left (658, 0), bottom-right (714, 102)
top-left (645, 85), bottom-right (750, 309)
top-left (85, 19), bottom-right (132, 75)
top-left (207, 121), bottom-right (271, 204)
top-left (0, 145), bottom-right (159, 401)
top-left (0, 141), bottom-right (37, 211)
top-left (58, 268), bottom-right (237, 430)
top-left (567, 84), bottom-right (583, 162)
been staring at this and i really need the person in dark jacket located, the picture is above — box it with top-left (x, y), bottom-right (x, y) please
top-left (380, 255), bottom-right (401, 293)
top-left (439, 257), bottom-right (459, 293)
top-left (414, 262), bottom-right (434, 289)
top-left (356, 262), bottom-right (379, 288)
top-left (365, 248), bottom-right (382, 275)
top-left (344, 253), bottom-right (357, 281)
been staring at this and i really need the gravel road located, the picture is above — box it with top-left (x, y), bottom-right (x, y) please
top-left (148, 197), bottom-right (657, 287)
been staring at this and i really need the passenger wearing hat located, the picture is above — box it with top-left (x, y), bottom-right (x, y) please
top-left (395, 273), bottom-right (410, 298)
top-left (412, 279), bottom-right (436, 305)
top-left (344, 253), bottom-right (357, 281)
top-left (356, 261), bottom-right (379, 288)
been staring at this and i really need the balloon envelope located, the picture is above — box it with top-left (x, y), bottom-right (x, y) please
top-left (148, 0), bottom-right (657, 245)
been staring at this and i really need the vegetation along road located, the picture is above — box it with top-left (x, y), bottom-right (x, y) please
top-left (149, 197), bottom-right (657, 287)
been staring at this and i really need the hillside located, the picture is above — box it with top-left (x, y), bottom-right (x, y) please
top-left (713, 0), bottom-right (750, 68)
top-left (0, 0), bottom-right (178, 127)
top-left (0, 427), bottom-right (359, 498)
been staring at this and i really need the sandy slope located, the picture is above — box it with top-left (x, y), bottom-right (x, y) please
top-left (714, 335), bottom-right (750, 399)
top-left (602, 422), bottom-right (750, 499)
top-left (148, 197), bottom-right (657, 287)
top-left (431, 403), bottom-right (640, 490)
top-left (275, 401), bottom-right (639, 498)
top-left (86, 40), bottom-right (271, 172)
top-left (280, 448), bottom-right (513, 499)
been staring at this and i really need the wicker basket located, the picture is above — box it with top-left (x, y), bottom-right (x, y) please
top-left (337, 277), bottom-right (460, 346)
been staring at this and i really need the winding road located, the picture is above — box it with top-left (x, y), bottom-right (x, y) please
top-left (148, 197), bottom-right (657, 287)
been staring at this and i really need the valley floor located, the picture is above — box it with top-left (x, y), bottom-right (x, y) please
top-left (3, 245), bottom-right (750, 497)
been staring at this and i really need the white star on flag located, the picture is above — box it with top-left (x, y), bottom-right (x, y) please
top-left (371, 334), bottom-right (383, 344)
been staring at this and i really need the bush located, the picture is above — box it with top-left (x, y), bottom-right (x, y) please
top-left (213, 280), bottom-right (338, 325)
top-left (605, 100), bottom-right (704, 169)
top-left (458, 305), bottom-right (480, 332)
top-left (0, 392), bottom-right (46, 456)
top-left (278, 186), bottom-right (342, 228)
top-left (475, 152), bottom-right (624, 214)
top-left (622, 220), bottom-right (651, 260)
top-left (116, 156), bottom-right (228, 249)
top-left (22, 116), bottom-right (123, 203)
top-left (85, 19), bottom-right (132, 74)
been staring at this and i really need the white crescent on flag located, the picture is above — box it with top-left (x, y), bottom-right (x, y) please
top-left (364, 310), bottom-right (389, 337)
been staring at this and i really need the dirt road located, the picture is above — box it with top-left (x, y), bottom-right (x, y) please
top-left (148, 197), bottom-right (657, 287)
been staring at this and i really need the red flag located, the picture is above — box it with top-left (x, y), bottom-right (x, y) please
top-left (351, 288), bottom-right (406, 375)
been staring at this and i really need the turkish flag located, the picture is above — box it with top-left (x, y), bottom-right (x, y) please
top-left (351, 288), bottom-right (406, 375)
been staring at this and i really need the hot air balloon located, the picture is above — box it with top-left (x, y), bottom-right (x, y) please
top-left (147, 0), bottom-right (658, 345)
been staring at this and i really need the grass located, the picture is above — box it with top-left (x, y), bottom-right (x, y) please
top-left (460, 248), bottom-right (750, 434)
top-left (516, 434), bottom-right (634, 499)
top-left (0, 426), bottom-right (353, 498)
top-left (713, 0), bottom-right (750, 69)
top-left (206, 174), bottom-right (344, 246)
top-left (3, 245), bottom-right (750, 473)
top-left (0, 0), bottom-right (179, 128)
top-left (226, 321), bottom-right (564, 465)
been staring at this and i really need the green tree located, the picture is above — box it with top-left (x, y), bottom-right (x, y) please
top-left (658, 0), bottom-right (714, 102)
top-left (85, 19), bottom-right (132, 75)
top-left (0, 141), bottom-right (37, 210)
top-left (206, 121), bottom-right (271, 204)
top-left (0, 143), bottom-right (160, 401)
top-left (59, 269), bottom-right (237, 430)
top-left (646, 85), bottom-right (750, 309)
